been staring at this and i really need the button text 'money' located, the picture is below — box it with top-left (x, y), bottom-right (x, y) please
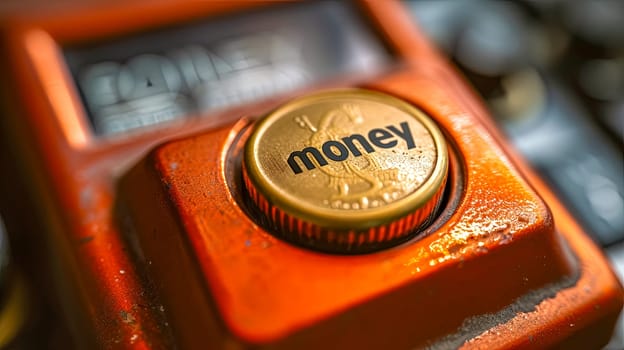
top-left (287, 121), bottom-right (416, 175)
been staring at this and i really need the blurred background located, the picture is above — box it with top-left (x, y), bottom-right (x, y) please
top-left (408, 0), bottom-right (623, 248)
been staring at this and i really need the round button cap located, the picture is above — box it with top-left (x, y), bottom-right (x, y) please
top-left (243, 89), bottom-right (448, 252)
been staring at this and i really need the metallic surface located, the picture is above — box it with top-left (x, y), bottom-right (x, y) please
top-left (243, 89), bottom-right (447, 251)
top-left (119, 67), bottom-right (581, 347)
top-left (0, 0), bottom-right (621, 349)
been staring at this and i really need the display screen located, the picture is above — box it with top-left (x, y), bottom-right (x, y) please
top-left (64, 1), bottom-right (392, 137)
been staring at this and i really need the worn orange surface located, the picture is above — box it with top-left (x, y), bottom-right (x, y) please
top-left (0, 1), bottom-right (280, 348)
top-left (0, 0), bottom-right (621, 349)
top-left (121, 68), bottom-right (580, 348)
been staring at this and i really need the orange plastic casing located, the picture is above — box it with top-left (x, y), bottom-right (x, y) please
top-left (0, 0), bottom-right (621, 349)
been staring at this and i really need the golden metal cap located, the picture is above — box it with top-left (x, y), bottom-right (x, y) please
top-left (243, 89), bottom-right (448, 253)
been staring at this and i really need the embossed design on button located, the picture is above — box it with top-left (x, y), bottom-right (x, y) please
top-left (292, 105), bottom-right (408, 209)
top-left (243, 89), bottom-right (448, 253)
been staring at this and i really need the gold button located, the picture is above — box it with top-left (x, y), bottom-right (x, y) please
top-left (243, 89), bottom-right (448, 253)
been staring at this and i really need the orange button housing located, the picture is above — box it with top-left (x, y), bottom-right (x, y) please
top-left (119, 67), bottom-right (619, 348)
top-left (0, 0), bottom-right (620, 348)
